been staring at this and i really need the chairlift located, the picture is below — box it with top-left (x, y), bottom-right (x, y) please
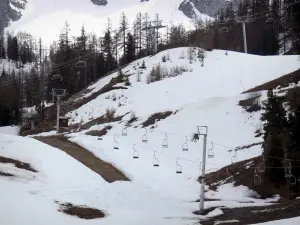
top-left (285, 168), bottom-right (292, 178)
top-left (231, 152), bottom-right (237, 163)
top-left (219, 26), bottom-right (229, 33)
top-left (51, 73), bottom-right (63, 81)
top-left (289, 175), bottom-right (296, 185)
top-left (75, 60), bottom-right (86, 68)
top-left (122, 127), bottom-right (128, 136)
top-left (88, 112), bottom-right (94, 120)
top-left (176, 158), bottom-right (183, 174)
top-left (133, 144), bottom-right (139, 159)
top-left (226, 168), bottom-right (233, 182)
top-left (113, 135), bottom-right (119, 150)
top-left (153, 152), bottom-right (159, 167)
top-left (162, 133), bottom-right (168, 148)
top-left (182, 136), bottom-right (188, 151)
top-left (204, 29), bottom-right (213, 35)
top-left (254, 171), bottom-right (262, 185)
top-left (258, 157), bottom-right (265, 173)
top-left (207, 142), bottom-right (214, 158)
top-left (142, 129), bottom-right (148, 143)
top-left (266, 17), bottom-right (275, 24)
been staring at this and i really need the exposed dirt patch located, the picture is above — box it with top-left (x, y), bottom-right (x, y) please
top-left (0, 156), bottom-right (37, 173)
top-left (85, 125), bottom-right (112, 137)
top-left (142, 111), bottom-right (173, 128)
top-left (238, 95), bottom-right (262, 113)
top-left (58, 202), bottom-right (105, 219)
top-left (200, 199), bottom-right (300, 225)
top-left (243, 69), bottom-right (300, 93)
top-left (205, 156), bottom-right (291, 199)
top-left (35, 136), bottom-right (129, 183)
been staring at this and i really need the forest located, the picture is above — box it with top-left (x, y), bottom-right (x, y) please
top-left (0, 0), bottom-right (299, 126)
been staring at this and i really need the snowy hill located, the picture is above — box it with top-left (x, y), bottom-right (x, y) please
top-left (2, 47), bottom-right (300, 224)
top-left (5, 0), bottom-right (211, 45)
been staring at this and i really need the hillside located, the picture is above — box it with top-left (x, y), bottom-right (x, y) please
top-left (2, 47), bottom-right (300, 224)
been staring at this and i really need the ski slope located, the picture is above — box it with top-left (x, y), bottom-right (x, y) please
top-left (62, 48), bottom-right (299, 206)
top-left (6, 0), bottom-right (210, 45)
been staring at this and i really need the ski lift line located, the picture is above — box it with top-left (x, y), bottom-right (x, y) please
top-left (0, 53), bottom-right (95, 88)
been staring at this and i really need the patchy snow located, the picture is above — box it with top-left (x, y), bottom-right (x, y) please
top-left (0, 126), bottom-right (19, 135)
top-left (2, 47), bottom-right (300, 224)
top-left (0, 133), bottom-right (200, 225)
top-left (253, 217), bottom-right (300, 225)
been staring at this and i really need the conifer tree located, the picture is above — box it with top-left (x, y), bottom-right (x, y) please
top-left (261, 90), bottom-right (287, 185)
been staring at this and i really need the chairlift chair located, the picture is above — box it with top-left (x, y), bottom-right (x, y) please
top-left (51, 73), bottom-right (63, 81)
top-left (204, 29), bottom-right (213, 35)
top-left (258, 157), bottom-right (265, 173)
top-left (182, 136), bottom-right (188, 151)
top-left (176, 158), bottom-right (183, 174)
top-left (266, 17), bottom-right (275, 24)
top-left (122, 127), bottom-right (128, 136)
top-left (113, 136), bottom-right (119, 150)
top-left (142, 129), bottom-right (148, 143)
top-left (219, 26), bottom-right (229, 33)
top-left (254, 172), bottom-right (262, 185)
top-left (153, 152), bottom-right (159, 167)
top-left (75, 60), bottom-right (86, 68)
top-left (207, 142), bottom-right (214, 158)
top-left (289, 175), bottom-right (296, 185)
top-left (226, 168), bottom-right (234, 182)
top-left (133, 145), bottom-right (139, 159)
top-left (231, 152), bottom-right (237, 163)
top-left (285, 168), bottom-right (292, 178)
top-left (162, 133), bottom-right (168, 148)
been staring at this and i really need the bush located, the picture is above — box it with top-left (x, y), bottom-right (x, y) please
top-left (162, 55), bottom-right (167, 62)
top-left (112, 93), bottom-right (117, 101)
top-left (127, 112), bottom-right (138, 125)
top-left (124, 77), bottom-right (131, 86)
top-left (140, 60), bottom-right (146, 69)
top-left (105, 107), bottom-right (116, 120)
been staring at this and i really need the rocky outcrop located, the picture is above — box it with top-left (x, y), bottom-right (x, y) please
top-left (91, 0), bottom-right (108, 6)
top-left (0, 0), bottom-right (27, 35)
top-left (179, 0), bottom-right (239, 18)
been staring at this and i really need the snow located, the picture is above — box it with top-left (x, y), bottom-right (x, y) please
top-left (2, 47), bottom-right (300, 224)
top-left (0, 59), bottom-right (34, 73)
top-left (6, 0), bottom-right (210, 45)
top-left (0, 126), bottom-right (19, 135)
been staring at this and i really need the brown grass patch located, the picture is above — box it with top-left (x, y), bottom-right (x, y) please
top-left (85, 125), bottom-right (112, 137)
top-left (228, 142), bottom-right (263, 152)
top-left (200, 199), bottom-right (300, 225)
top-left (243, 69), bottom-right (300, 93)
top-left (142, 111), bottom-right (173, 128)
top-left (58, 202), bottom-right (105, 219)
top-left (205, 156), bottom-right (291, 199)
top-left (0, 171), bottom-right (14, 177)
top-left (0, 156), bottom-right (37, 173)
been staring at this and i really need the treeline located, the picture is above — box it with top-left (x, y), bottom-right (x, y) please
top-left (261, 90), bottom-right (300, 196)
top-left (191, 0), bottom-right (300, 55)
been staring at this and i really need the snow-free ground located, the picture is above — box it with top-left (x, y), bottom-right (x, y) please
top-left (1, 48), bottom-right (300, 224)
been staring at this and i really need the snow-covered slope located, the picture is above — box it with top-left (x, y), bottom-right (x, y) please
top-left (6, 0), bottom-right (211, 45)
top-left (62, 48), bottom-right (300, 202)
top-left (2, 48), bottom-right (300, 224)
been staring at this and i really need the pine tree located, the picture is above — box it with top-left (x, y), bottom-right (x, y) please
top-left (125, 32), bottom-right (136, 64)
top-left (119, 12), bottom-right (128, 56)
top-left (288, 104), bottom-right (300, 182)
top-left (261, 90), bottom-right (287, 185)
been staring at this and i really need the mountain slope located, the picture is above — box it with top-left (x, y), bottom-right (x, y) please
top-left (5, 0), bottom-right (211, 45)
top-left (0, 0), bottom-right (27, 35)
